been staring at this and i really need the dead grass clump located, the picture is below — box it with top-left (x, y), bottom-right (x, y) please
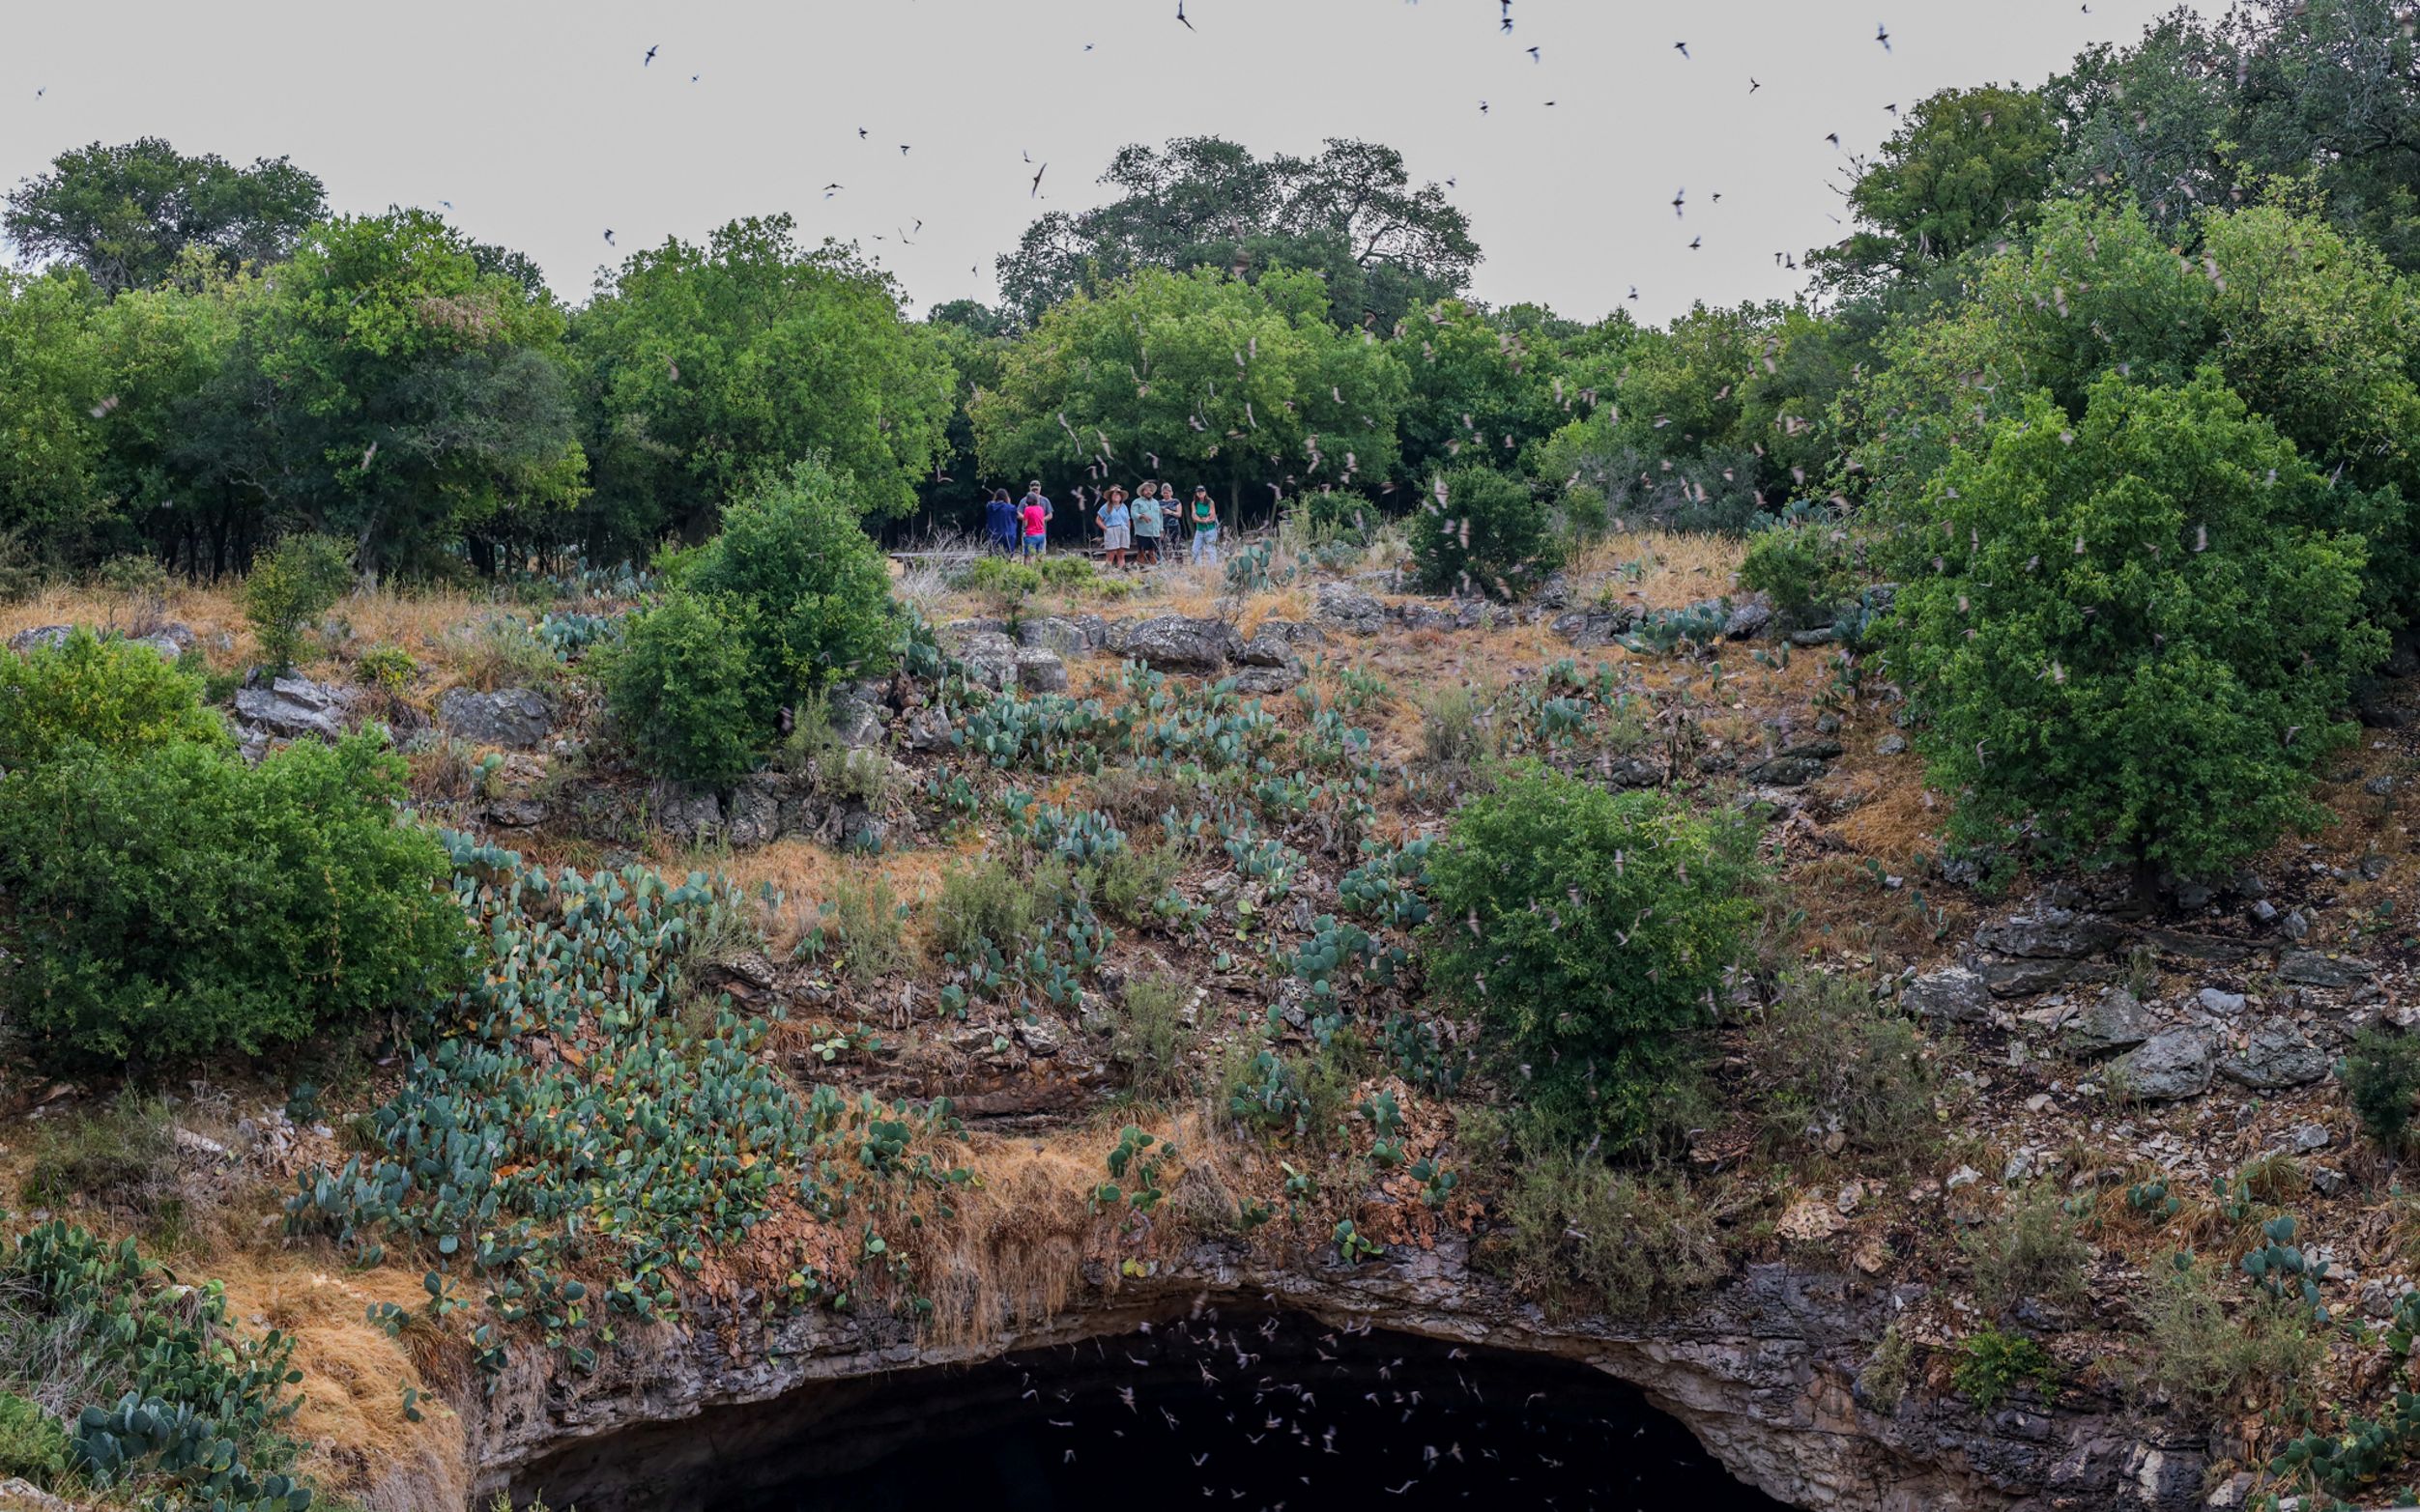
top-left (920, 1134), bottom-right (1108, 1347)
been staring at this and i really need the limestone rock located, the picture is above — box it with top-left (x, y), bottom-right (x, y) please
top-left (2278, 949), bottom-right (2371, 989)
top-left (1973, 908), bottom-right (2125, 960)
top-left (2064, 987), bottom-right (2155, 1055)
top-left (2217, 1023), bottom-right (2332, 1090)
top-left (2111, 1026), bottom-right (2215, 1100)
top-left (1904, 966), bottom-right (1993, 1025)
top-left (1014, 646), bottom-right (1069, 694)
top-left (1550, 607), bottom-right (1638, 649)
top-left (233, 673), bottom-right (357, 742)
top-left (1312, 583), bottom-right (1390, 637)
top-left (1016, 615), bottom-right (1092, 658)
top-left (437, 686), bottom-right (556, 749)
top-left (1743, 755), bottom-right (1829, 787)
top-left (1722, 597), bottom-right (1772, 640)
top-left (1122, 615), bottom-right (1241, 672)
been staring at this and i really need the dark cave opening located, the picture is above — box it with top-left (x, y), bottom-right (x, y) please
top-left (517, 1310), bottom-right (1796, 1512)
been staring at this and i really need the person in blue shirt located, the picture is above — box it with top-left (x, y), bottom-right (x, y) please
top-left (984, 488), bottom-right (1015, 554)
top-left (1096, 485), bottom-right (1133, 570)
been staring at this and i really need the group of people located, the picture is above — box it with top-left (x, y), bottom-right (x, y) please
top-left (983, 481), bottom-right (1221, 567)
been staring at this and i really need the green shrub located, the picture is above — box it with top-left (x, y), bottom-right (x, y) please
top-left (0, 732), bottom-right (473, 1067)
top-left (823, 872), bottom-right (909, 991)
top-left (1739, 518), bottom-right (1858, 632)
top-left (2135, 1255), bottom-right (2324, 1412)
top-left (607, 459), bottom-right (895, 782)
top-left (1036, 555), bottom-right (1096, 590)
top-left (1964, 1187), bottom-right (2091, 1317)
top-left (1747, 973), bottom-right (1939, 1164)
top-left (353, 644), bottom-right (418, 694)
top-left (241, 533), bottom-right (354, 670)
top-left (2346, 1028), bottom-right (2420, 1150)
top-left (1953, 1327), bottom-right (2057, 1411)
top-left (603, 592), bottom-right (762, 785)
top-left (94, 553), bottom-right (169, 605)
top-left (0, 1393), bottom-right (70, 1488)
top-left (1113, 974), bottom-right (1191, 1100)
top-left (19, 1093), bottom-right (177, 1219)
top-left (1409, 467), bottom-right (1562, 600)
top-left (931, 857), bottom-right (1043, 962)
top-left (1088, 841), bottom-right (1184, 926)
top-left (1883, 373), bottom-right (2386, 885)
top-left (962, 556), bottom-right (1044, 625)
top-left (0, 628), bottom-right (228, 770)
top-left (1858, 1323), bottom-right (1915, 1412)
top-left (1415, 681), bottom-right (1497, 773)
top-left (1426, 761), bottom-right (1758, 1149)
top-left (448, 615), bottom-right (560, 693)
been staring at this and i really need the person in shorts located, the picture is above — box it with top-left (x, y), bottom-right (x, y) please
top-left (1132, 482), bottom-right (1164, 565)
top-left (1020, 483), bottom-right (1052, 556)
top-left (1096, 486), bottom-right (1132, 569)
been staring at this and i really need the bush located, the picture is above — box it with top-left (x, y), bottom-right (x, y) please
top-left (1964, 1187), bottom-right (2091, 1317)
top-left (1746, 973), bottom-right (1939, 1164)
top-left (607, 459), bottom-right (896, 782)
top-left (1409, 467), bottom-right (1562, 600)
top-left (2136, 1255), bottom-right (2324, 1412)
top-left (1426, 761), bottom-right (1759, 1149)
top-left (1487, 1137), bottom-right (1734, 1320)
top-left (0, 1393), bottom-right (70, 1488)
top-left (1953, 1327), bottom-right (2057, 1411)
top-left (241, 533), bottom-right (354, 670)
top-left (1883, 373), bottom-right (2386, 886)
top-left (1113, 974), bottom-right (1191, 1100)
top-left (961, 556), bottom-right (1044, 625)
top-left (0, 627), bottom-right (228, 770)
top-left (931, 856), bottom-right (1043, 962)
top-left (1739, 517), bottom-right (1859, 632)
top-left (0, 733), bottom-right (473, 1067)
top-left (602, 591), bottom-right (762, 785)
top-left (352, 643), bottom-right (418, 694)
top-left (2345, 1028), bottom-right (2420, 1150)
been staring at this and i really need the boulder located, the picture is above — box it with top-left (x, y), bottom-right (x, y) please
top-left (827, 684), bottom-right (888, 749)
top-left (233, 673), bottom-right (356, 742)
top-left (1237, 630), bottom-right (1298, 668)
top-left (1017, 615), bottom-right (1091, 658)
top-left (1602, 756), bottom-right (1664, 789)
top-left (2063, 987), bottom-right (2155, 1055)
top-left (1123, 615), bottom-right (1240, 673)
top-left (1974, 956), bottom-right (2089, 998)
top-left (1015, 646), bottom-right (1070, 694)
top-left (9, 622), bottom-right (191, 660)
top-left (1779, 739), bottom-right (1845, 760)
top-left (1877, 734), bottom-right (1908, 756)
top-left (725, 774), bottom-right (788, 849)
top-left (652, 785), bottom-right (724, 846)
top-left (1743, 755), bottom-right (1829, 787)
top-left (2278, 949), bottom-right (2372, 989)
top-left (1254, 617), bottom-right (1325, 649)
top-left (1550, 608), bottom-right (1637, 649)
top-left (2217, 1022), bottom-right (2332, 1090)
top-left (1312, 583), bottom-right (1389, 637)
top-left (436, 686), bottom-right (555, 749)
top-left (2111, 1026), bottom-right (2216, 1100)
top-left (955, 630), bottom-right (1023, 691)
top-left (1974, 908), bottom-right (2126, 960)
top-left (1230, 665), bottom-right (1305, 697)
top-left (1904, 966), bottom-right (1993, 1025)
top-left (6, 624), bottom-right (72, 652)
top-left (2196, 987), bottom-right (2247, 1016)
top-left (1722, 597), bottom-right (1773, 640)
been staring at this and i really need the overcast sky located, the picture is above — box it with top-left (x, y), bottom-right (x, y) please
top-left (2, 0), bottom-right (2204, 325)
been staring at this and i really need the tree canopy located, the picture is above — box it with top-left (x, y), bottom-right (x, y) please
top-left (4, 137), bottom-right (325, 295)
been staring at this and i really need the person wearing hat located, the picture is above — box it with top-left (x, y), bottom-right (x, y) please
top-left (1132, 481), bottom-right (1165, 566)
top-left (1096, 485), bottom-right (1132, 570)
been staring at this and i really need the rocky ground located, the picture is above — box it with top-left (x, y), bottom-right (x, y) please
top-left (8, 527), bottom-right (2420, 1512)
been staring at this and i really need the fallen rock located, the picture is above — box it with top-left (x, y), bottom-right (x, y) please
top-left (1743, 755), bottom-right (1829, 787)
top-left (1974, 908), bottom-right (2126, 960)
top-left (2278, 950), bottom-right (2372, 989)
top-left (1904, 966), bottom-right (1993, 1025)
top-left (1230, 665), bottom-right (1305, 697)
top-left (436, 686), bottom-right (556, 749)
top-left (828, 685), bottom-right (888, 749)
top-left (953, 629), bottom-right (1023, 691)
top-left (2111, 1026), bottom-right (2215, 1100)
top-left (1876, 733), bottom-right (1907, 756)
top-left (2195, 987), bottom-right (2247, 1016)
top-left (652, 785), bottom-right (725, 846)
top-left (1550, 608), bottom-right (1637, 649)
top-left (1722, 598), bottom-right (1772, 640)
top-left (1122, 615), bottom-right (1241, 672)
top-left (233, 673), bottom-right (357, 742)
top-left (1237, 630), bottom-right (1297, 668)
top-left (2064, 987), bottom-right (2155, 1055)
top-left (1974, 957), bottom-right (2090, 997)
top-left (1312, 583), bottom-right (1389, 637)
top-left (1017, 615), bottom-right (1092, 658)
top-left (1015, 646), bottom-right (1070, 694)
top-left (1602, 756), bottom-right (1664, 789)
top-left (2217, 1023), bottom-right (2332, 1090)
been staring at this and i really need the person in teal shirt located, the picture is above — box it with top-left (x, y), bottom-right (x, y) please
top-left (1132, 482), bottom-right (1165, 566)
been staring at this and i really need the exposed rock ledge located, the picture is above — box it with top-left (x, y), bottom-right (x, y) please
top-left (474, 1238), bottom-right (2200, 1512)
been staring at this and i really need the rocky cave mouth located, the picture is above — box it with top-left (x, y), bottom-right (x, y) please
top-left (511, 1311), bottom-right (1795, 1512)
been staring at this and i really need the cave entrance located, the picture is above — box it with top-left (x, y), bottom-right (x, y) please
top-left (515, 1310), bottom-right (1795, 1511)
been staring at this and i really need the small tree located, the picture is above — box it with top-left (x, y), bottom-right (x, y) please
top-left (603, 457), bottom-right (896, 784)
top-left (1409, 466), bottom-right (1562, 600)
top-left (1425, 762), bottom-right (1759, 1149)
top-left (1883, 372), bottom-right (2384, 890)
top-left (241, 533), bottom-right (353, 670)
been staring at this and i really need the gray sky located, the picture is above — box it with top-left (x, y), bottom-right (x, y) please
top-left (2, 0), bottom-right (2202, 325)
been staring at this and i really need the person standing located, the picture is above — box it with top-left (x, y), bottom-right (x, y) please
top-left (1187, 485), bottom-right (1221, 564)
top-left (984, 488), bottom-right (1016, 555)
top-left (1096, 486), bottom-right (1132, 570)
top-left (1020, 482), bottom-right (1052, 556)
top-left (1132, 482), bottom-right (1164, 566)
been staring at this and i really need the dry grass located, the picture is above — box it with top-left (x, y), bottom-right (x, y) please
top-left (212, 1253), bottom-right (469, 1512)
top-left (1565, 528), bottom-right (1749, 612)
top-left (695, 836), bottom-right (971, 956)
